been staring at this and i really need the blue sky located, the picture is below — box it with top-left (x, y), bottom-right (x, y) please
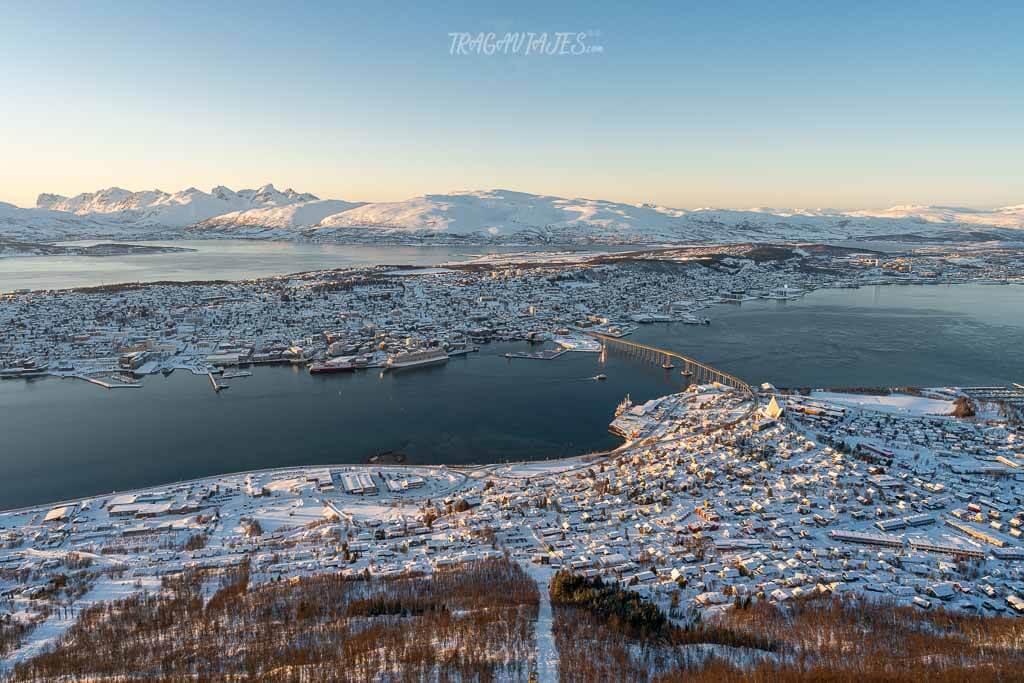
top-left (1, 1), bottom-right (1022, 209)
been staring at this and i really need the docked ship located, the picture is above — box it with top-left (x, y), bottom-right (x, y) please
top-left (0, 358), bottom-right (48, 379)
top-left (386, 347), bottom-right (449, 371)
top-left (309, 355), bottom-right (370, 374)
top-left (762, 285), bottom-right (806, 301)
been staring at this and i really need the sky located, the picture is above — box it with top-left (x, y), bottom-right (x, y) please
top-left (1, 1), bottom-right (1022, 210)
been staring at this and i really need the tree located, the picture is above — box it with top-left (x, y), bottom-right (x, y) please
top-left (951, 397), bottom-right (975, 418)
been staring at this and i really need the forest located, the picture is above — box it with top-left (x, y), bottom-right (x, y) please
top-left (8, 564), bottom-right (1024, 682)
top-left (551, 574), bottom-right (1024, 682)
top-left (6, 558), bottom-right (539, 682)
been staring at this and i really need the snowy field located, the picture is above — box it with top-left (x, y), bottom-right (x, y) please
top-left (811, 391), bottom-right (954, 416)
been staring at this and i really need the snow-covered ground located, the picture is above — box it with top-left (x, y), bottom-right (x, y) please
top-left (527, 565), bottom-right (559, 682)
top-left (810, 391), bottom-right (955, 416)
top-left (1, 575), bottom-right (161, 672)
top-left (2, 381), bottom-right (1024, 674)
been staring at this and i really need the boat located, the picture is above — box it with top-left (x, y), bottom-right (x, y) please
top-left (387, 347), bottom-right (449, 370)
top-left (310, 354), bottom-right (374, 374)
top-left (446, 345), bottom-right (479, 357)
top-left (594, 374), bottom-right (608, 381)
top-left (1, 358), bottom-right (48, 379)
top-left (309, 357), bottom-right (358, 374)
top-left (0, 367), bottom-right (48, 379)
top-left (763, 285), bottom-right (805, 301)
top-left (221, 370), bottom-right (253, 380)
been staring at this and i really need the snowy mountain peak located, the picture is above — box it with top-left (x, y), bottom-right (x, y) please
top-left (35, 193), bottom-right (66, 210)
top-left (29, 184), bottom-right (322, 228)
top-left (8, 186), bottom-right (1024, 243)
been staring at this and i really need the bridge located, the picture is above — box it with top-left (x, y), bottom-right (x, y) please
top-left (586, 332), bottom-right (755, 399)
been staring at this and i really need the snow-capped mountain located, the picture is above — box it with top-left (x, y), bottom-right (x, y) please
top-left (193, 199), bottom-right (366, 235)
top-left (3, 185), bottom-right (1022, 244)
top-left (0, 200), bottom-right (154, 241)
top-left (309, 190), bottom-right (685, 238)
top-left (36, 184), bottom-right (317, 228)
top-left (300, 190), bottom-right (1024, 242)
top-left (846, 204), bottom-right (1024, 229)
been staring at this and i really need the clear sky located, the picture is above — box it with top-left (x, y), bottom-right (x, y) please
top-left (1, 1), bottom-right (1022, 210)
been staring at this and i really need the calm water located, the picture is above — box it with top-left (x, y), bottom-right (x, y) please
top-left (0, 240), bottom-right (626, 292)
top-left (0, 345), bottom-right (682, 509)
top-left (632, 283), bottom-right (1024, 388)
top-left (0, 283), bottom-right (1021, 509)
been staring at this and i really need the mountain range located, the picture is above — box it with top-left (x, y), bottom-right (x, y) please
top-left (2, 185), bottom-right (1022, 244)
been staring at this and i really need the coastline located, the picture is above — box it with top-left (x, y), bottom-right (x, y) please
top-left (2, 280), bottom-right (1022, 509)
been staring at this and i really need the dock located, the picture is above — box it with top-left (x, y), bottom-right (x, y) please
top-left (502, 349), bottom-right (568, 361)
top-left (76, 375), bottom-right (142, 389)
top-left (208, 372), bottom-right (226, 392)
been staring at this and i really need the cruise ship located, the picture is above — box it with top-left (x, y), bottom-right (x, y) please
top-left (309, 355), bottom-right (371, 374)
top-left (386, 347), bottom-right (449, 370)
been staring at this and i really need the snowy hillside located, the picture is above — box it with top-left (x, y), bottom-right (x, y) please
top-left (305, 191), bottom-right (1024, 243)
top-left (36, 184), bottom-right (317, 228)
top-left (191, 199), bottom-right (366, 236)
top-left (847, 204), bottom-right (1024, 229)
top-left (2, 185), bottom-right (1023, 244)
top-left (0, 201), bottom-right (162, 241)
top-left (307, 190), bottom-right (686, 240)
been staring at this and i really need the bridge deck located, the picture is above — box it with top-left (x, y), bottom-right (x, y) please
top-left (585, 332), bottom-right (754, 399)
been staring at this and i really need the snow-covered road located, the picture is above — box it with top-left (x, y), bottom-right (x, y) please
top-left (528, 565), bottom-right (559, 682)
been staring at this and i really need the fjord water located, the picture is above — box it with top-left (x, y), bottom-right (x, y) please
top-left (0, 283), bottom-right (1020, 509)
top-left (0, 241), bottom-right (626, 291)
top-left (0, 346), bottom-right (681, 509)
top-left (631, 283), bottom-right (1024, 389)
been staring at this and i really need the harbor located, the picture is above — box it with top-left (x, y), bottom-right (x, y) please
top-left (0, 342), bottom-right (684, 510)
top-left (2, 279), bottom-right (1023, 510)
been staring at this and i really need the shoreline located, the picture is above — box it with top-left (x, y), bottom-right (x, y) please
top-left (0, 376), bottom-right (755, 515)
top-left (3, 237), bottom-right (1023, 295)
top-left (3, 245), bottom-right (1022, 511)
top-left (0, 333), bottom-right (758, 514)
top-left (2, 282), bottom-right (1021, 509)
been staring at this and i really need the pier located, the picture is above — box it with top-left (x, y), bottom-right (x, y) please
top-left (208, 371), bottom-right (225, 392)
top-left (75, 375), bottom-right (142, 390)
top-left (503, 349), bottom-right (567, 361)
